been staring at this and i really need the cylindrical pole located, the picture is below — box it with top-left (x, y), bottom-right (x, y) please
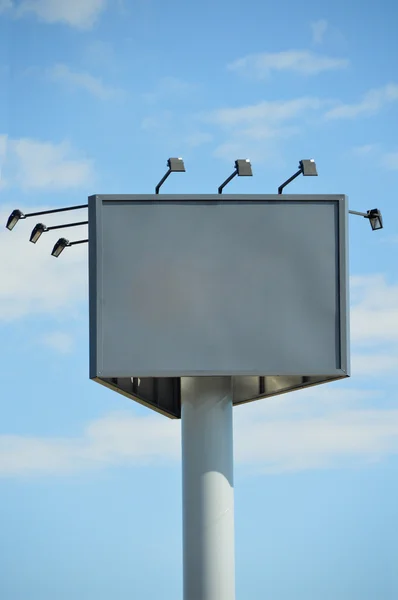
top-left (181, 376), bottom-right (235, 600)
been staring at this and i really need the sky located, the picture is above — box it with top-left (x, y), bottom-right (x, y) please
top-left (0, 0), bottom-right (398, 598)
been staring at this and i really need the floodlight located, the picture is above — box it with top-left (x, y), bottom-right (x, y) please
top-left (218, 159), bottom-right (252, 194)
top-left (30, 223), bottom-right (47, 243)
top-left (299, 159), bottom-right (318, 176)
top-left (349, 208), bottom-right (383, 231)
top-left (51, 237), bottom-right (88, 257)
top-left (30, 220), bottom-right (88, 244)
top-left (6, 209), bottom-right (25, 230)
top-left (6, 204), bottom-right (87, 231)
top-left (278, 158), bottom-right (318, 194)
top-left (155, 157), bottom-right (185, 194)
top-left (51, 238), bottom-right (70, 257)
top-left (367, 208), bottom-right (383, 231)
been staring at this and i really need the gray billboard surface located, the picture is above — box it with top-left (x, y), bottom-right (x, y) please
top-left (89, 195), bottom-right (349, 417)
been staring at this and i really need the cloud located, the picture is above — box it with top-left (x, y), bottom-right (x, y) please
top-left (3, 136), bottom-right (93, 190)
top-left (48, 64), bottom-right (123, 100)
top-left (311, 19), bottom-right (328, 44)
top-left (143, 76), bottom-right (199, 104)
top-left (207, 97), bottom-right (325, 127)
top-left (325, 83), bottom-right (398, 119)
top-left (352, 144), bottom-right (377, 156)
top-left (41, 331), bottom-right (74, 354)
top-left (351, 353), bottom-right (398, 376)
top-left (1, 386), bottom-right (398, 477)
top-left (381, 151), bottom-right (398, 170)
top-left (204, 97), bottom-right (324, 161)
top-left (0, 133), bottom-right (8, 188)
top-left (0, 0), bottom-right (12, 13)
top-left (0, 206), bottom-right (88, 321)
top-left (227, 50), bottom-right (349, 79)
top-left (0, 411), bottom-right (181, 476)
top-left (15, 0), bottom-right (107, 29)
top-left (350, 274), bottom-right (398, 345)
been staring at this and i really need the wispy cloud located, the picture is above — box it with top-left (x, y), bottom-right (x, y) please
top-left (41, 331), bottom-right (74, 354)
top-left (207, 97), bottom-right (325, 127)
top-left (381, 151), bottom-right (398, 170)
top-left (14, 0), bottom-right (107, 29)
top-left (227, 50), bottom-right (349, 79)
top-left (3, 136), bottom-right (94, 190)
top-left (1, 385), bottom-right (398, 477)
top-left (325, 83), bottom-right (398, 119)
top-left (143, 76), bottom-right (199, 104)
top-left (204, 96), bottom-right (325, 161)
top-left (0, 0), bottom-right (12, 13)
top-left (311, 19), bottom-right (328, 44)
top-left (352, 144), bottom-right (378, 156)
top-left (350, 274), bottom-right (398, 345)
top-left (49, 64), bottom-right (123, 100)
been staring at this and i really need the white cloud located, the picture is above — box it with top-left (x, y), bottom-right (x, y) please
top-left (49, 64), bottom-right (123, 100)
top-left (0, 206), bottom-right (88, 321)
top-left (205, 97), bottom-right (324, 161)
top-left (143, 76), bottom-right (199, 104)
top-left (15, 0), bottom-right (107, 29)
top-left (185, 131), bottom-right (213, 147)
top-left (0, 0), bottom-right (12, 13)
top-left (0, 133), bottom-right (8, 188)
top-left (0, 411), bottom-right (181, 476)
top-left (2, 386), bottom-right (398, 477)
top-left (41, 331), bottom-right (74, 354)
top-left (352, 144), bottom-right (377, 156)
top-left (207, 97), bottom-right (325, 127)
top-left (350, 274), bottom-right (398, 345)
top-left (325, 83), bottom-right (398, 119)
top-left (351, 353), bottom-right (398, 376)
top-left (381, 151), bottom-right (398, 170)
top-left (311, 19), bottom-right (328, 44)
top-left (227, 50), bottom-right (349, 79)
top-left (3, 137), bottom-right (93, 190)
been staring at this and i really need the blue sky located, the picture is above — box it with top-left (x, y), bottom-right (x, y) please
top-left (1, 0), bottom-right (398, 598)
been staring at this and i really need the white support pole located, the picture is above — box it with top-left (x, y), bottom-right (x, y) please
top-left (181, 377), bottom-right (235, 600)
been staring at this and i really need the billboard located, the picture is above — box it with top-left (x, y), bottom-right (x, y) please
top-left (89, 194), bottom-right (349, 418)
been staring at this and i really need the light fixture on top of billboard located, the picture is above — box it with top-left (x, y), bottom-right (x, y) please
top-left (218, 159), bottom-right (253, 194)
top-left (155, 157), bottom-right (186, 194)
top-left (278, 159), bottom-right (318, 194)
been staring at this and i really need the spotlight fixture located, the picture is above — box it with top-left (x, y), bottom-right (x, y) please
top-left (29, 220), bottom-right (88, 244)
top-left (51, 237), bottom-right (88, 258)
top-left (29, 223), bottom-right (47, 243)
top-left (349, 208), bottom-right (383, 231)
top-left (6, 209), bottom-right (25, 230)
top-left (218, 159), bottom-right (253, 194)
top-left (278, 159), bottom-right (318, 194)
top-left (155, 157), bottom-right (185, 194)
top-left (5, 204), bottom-right (87, 231)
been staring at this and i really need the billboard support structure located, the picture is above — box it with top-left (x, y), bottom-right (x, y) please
top-left (181, 376), bottom-right (235, 600)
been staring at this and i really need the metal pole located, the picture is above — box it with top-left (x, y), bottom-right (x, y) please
top-left (181, 376), bottom-right (235, 600)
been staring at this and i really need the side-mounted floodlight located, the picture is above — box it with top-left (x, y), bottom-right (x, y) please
top-left (6, 204), bottom-right (87, 231)
top-left (29, 223), bottom-right (46, 243)
top-left (218, 159), bottom-right (253, 194)
top-left (155, 157), bottom-right (185, 194)
top-left (29, 220), bottom-right (88, 244)
top-left (278, 159), bottom-right (318, 194)
top-left (349, 208), bottom-right (383, 231)
top-left (6, 209), bottom-right (25, 230)
top-left (51, 237), bottom-right (88, 258)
